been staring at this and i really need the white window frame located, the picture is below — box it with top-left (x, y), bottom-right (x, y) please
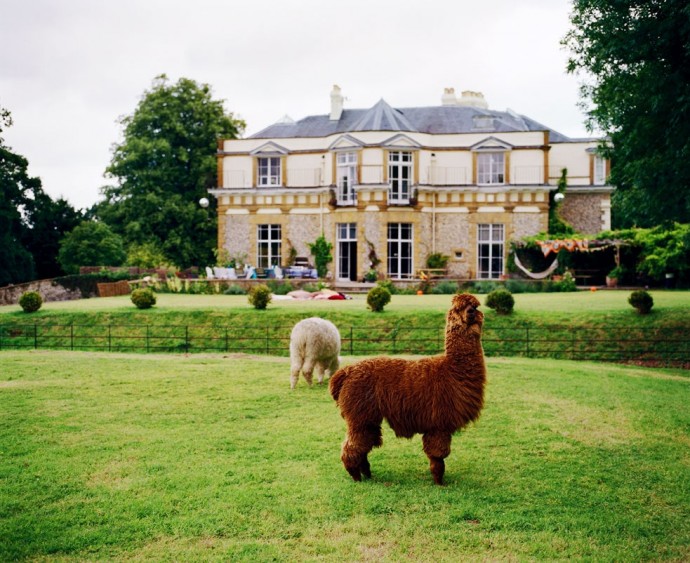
top-left (257, 224), bottom-right (282, 268)
top-left (477, 152), bottom-right (505, 185)
top-left (336, 152), bottom-right (357, 205)
top-left (388, 151), bottom-right (413, 204)
top-left (257, 157), bottom-right (281, 186)
top-left (477, 224), bottom-right (504, 279)
top-left (387, 222), bottom-right (413, 279)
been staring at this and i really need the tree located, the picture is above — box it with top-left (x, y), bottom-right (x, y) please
top-left (563, 0), bottom-right (690, 227)
top-left (58, 221), bottom-right (126, 274)
top-left (98, 75), bottom-right (245, 268)
top-left (22, 192), bottom-right (84, 279)
top-left (1, 108), bottom-right (39, 285)
top-left (1, 107), bottom-right (83, 285)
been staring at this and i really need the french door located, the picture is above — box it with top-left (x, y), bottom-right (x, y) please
top-left (337, 223), bottom-right (357, 281)
top-left (387, 223), bottom-right (413, 279)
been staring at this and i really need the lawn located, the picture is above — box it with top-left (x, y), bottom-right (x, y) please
top-left (2, 291), bottom-right (689, 364)
top-left (1, 351), bottom-right (688, 561)
top-left (2, 289), bottom-right (689, 320)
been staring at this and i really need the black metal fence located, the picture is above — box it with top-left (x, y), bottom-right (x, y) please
top-left (1, 322), bottom-right (688, 367)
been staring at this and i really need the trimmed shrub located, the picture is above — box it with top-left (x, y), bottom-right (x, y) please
top-left (131, 287), bottom-right (157, 309)
top-left (628, 290), bottom-right (654, 315)
top-left (248, 284), bottom-right (272, 310)
top-left (19, 291), bottom-right (43, 313)
top-left (376, 279), bottom-right (398, 295)
top-left (486, 288), bottom-right (515, 315)
top-left (367, 286), bottom-right (391, 312)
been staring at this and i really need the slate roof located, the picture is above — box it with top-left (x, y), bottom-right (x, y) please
top-left (249, 98), bottom-right (574, 143)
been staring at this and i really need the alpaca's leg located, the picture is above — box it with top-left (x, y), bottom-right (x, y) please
top-left (301, 357), bottom-right (315, 386)
top-left (315, 362), bottom-right (326, 385)
top-left (341, 423), bottom-right (382, 481)
top-left (422, 432), bottom-right (452, 485)
top-left (290, 360), bottom-right (301, 389)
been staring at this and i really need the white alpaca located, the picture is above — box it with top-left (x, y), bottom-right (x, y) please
top-left (289, 317), bottom-right (341, 389)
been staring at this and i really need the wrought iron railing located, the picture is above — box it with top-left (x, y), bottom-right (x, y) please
top-left (1, 322), bottom-right (687, 367)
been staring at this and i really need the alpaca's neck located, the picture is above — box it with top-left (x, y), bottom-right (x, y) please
top-left (444, 330), bottom-right (484, 364)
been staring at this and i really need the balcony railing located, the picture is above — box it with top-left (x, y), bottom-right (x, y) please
top-left (287, 168), bottom-right (322, 187)
top-left (427, 167), bottom-right (470, 185)
top-left (426, 166), bottom-right (549, 186)
top-left (511, 166), bottom-right (545, 185)
top-left (224, 165), bottom-right (577, 190)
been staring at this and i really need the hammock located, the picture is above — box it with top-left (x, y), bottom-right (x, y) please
top-left (513, 253), bottom-right (559, 279)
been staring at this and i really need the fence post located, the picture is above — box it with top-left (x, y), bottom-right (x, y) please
top-left (71, 323), bottom-right (74, 351)
top-left (225, 327), bottom-right (229, 353)
top-left (146, 325), bottom-right (150, 353)
top-left (525, 326), bottom-right (530, 357)
top-left (108, 325), bottom-right (112, 353)
top-left (185, 326), bottom-right (189, 354)
top-left (266, 326), bottom-right (270, 354)
top-left (34, 323), bottom-right (38, 350)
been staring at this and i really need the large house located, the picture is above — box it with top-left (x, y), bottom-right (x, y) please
top-left (209, 86), bottom-right (612, 281)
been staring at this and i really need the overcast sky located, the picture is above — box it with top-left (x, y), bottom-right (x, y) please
top-left (1, 0), bottom-right (590, 210)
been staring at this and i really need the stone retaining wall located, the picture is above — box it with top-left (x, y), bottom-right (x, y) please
top-left (0, 279), bottom-right (85, 306)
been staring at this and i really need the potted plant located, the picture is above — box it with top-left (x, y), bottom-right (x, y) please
top-left (364, 269), bottom-right (378, 283)
top-left (606, 265), bottom-right (623, 288)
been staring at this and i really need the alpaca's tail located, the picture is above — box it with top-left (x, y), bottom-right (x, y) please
top-left (329, 365), bottom-right (349, 402)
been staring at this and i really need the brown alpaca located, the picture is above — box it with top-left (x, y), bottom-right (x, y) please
top-left (329, 293), bottom-right (486, 485)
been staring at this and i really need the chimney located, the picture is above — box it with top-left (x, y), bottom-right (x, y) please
top-left (457, 90), bottom-right (489, 109)
top-left (441, 87), bottom-right (457, 106)
top-left (330, 84), bottom-right (344, 120)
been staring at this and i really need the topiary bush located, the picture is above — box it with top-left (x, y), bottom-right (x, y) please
top-left (248, 284), bottom-right (272, 310)
top-left (19, 291), bottom-right (43, 313)
top-left (376, 279), bottom-right (398, 295)
top-left (130, 287), bottom-right (157, 309)
top-left (485, 288), bottom-right (515, 315)
top-left (628, 290), bottom-right (654, 315)
top-left (367, 286), bottom-right (391, 312)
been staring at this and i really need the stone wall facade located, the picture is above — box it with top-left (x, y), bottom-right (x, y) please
top-left (561, 192), bottom-right (611, 235)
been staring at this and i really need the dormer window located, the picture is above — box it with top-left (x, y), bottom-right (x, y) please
top-left (472, 115), bottom-right (495, 130)
top-left (258, 157), bottom-right (281, 186)
top-left (477, 152), bottom-right (505, 185)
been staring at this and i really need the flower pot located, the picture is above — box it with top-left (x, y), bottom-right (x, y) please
top-left (606, 276), bottom-right (618, 288)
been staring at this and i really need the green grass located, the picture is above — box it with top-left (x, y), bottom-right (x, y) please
top-left (1, 291), bottom-right (689, 364)
top-left (1, 289), bottom-right (688, 319)
top-left (1, 351), bottom-right (689, 560)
